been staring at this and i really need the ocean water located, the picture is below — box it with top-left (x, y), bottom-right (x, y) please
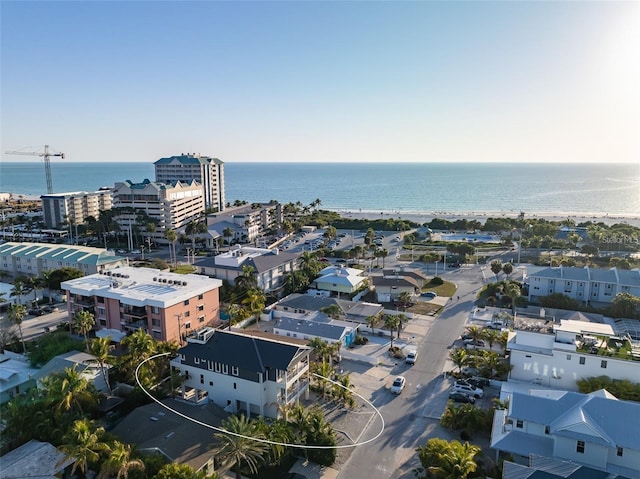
top-left (0, 161), bottom-right (638, 216)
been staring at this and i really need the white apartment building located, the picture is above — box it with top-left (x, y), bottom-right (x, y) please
top-left (508, 317), bottom-right (640, 390)
top-left (206, 202), bottom-right (283, 244)
top-left (154, 154), bottom-right (225, 212)
top-left (41, 189), bottom-right (112, 229)
top-left (171, 328), bottom-right (311, 419)
top-left (112, 179), bottom-right (204, 245)
top-left (527, 266), bottom-right (640, 305)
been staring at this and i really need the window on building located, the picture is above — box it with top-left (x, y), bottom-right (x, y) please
top-left (545, 425), bottom-right (550, 435)
top-left (184, 311), bottom-right (190, 318)
top-left (208, 361), bottom-right (213, 370)
top-left (184, 299), bottom-right (190, 306)
top-left (566, 354), bottom-right (571, 360)
top-left (617, 446), bottom-right (624, 457)
top-left (601, 360), bottom-right (607, 368)
top-left (194, 358), bottom-right (200, 365)
top-left (214, 363), bottom-right (221, 373)
top-left (151, 306), bottom-right (159, 314)
top-left (222, 365), bottom-right (228, 374)
top-left (579, 357), bottom-right (585, 365)
top-left (516, 419), bottom-right (523, 429)
top-left (198, 294), bottom-right (204, 300)
top-left (200, 374), bottom-right (204, 384)
top-left (198, 305), bottom-right (204, 311)
top-left (232, 366), bottom-right (239, 376)
top-left (577, 441), bottom-right (585, 453)
top-left (209, 381), bottom-right (213, 386)
top-left (185, 322), bottom-right (191, 329)
top-left (152, 319), bottom-right (160, 327)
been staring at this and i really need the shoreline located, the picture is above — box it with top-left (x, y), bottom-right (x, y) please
top-left (4, 192), bottom-right (640, 228)
top-left (328, 209), bottom-right (640, 228)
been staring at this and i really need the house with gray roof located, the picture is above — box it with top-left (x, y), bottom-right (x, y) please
top-left (371, 275), bottom-right (420, 303)
top-left (503, 454), bottom-right (632, 479)
top-left (0, 351), bottom-right (38, 404)
top-left (32, 350), bottom-right (110, 393)
top-left (273, 293), bottom-right (384, 324)
top-left (272, 312), bottom-right (359, 348)
top-left (195, 245), bottom-right (300, 295)
top-left (491, 389), bottom-right (640, 478)
top-left (527, 266), bottom-right (640, 305)
top-left (0, 241), bottom-right (126, 278)
top-left (111, 398), bottom-right (223, 475)
top-left (171, 328), bottom-right (311, 419)
top-left (0, 439), bottom-right (74, 479)
top-left (382, 267), bottom-right (429, 288)
top-left (314, 267), bottom-right (367, 297)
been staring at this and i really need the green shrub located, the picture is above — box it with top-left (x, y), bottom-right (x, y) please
top-left (431, 276), bottom-right (444, 285)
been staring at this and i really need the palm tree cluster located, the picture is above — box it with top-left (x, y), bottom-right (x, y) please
top-left (308, 337), bottom-right (356, 408)
top-left (440, 402), bottom-right (493, 439)
top-left (449, 329), bottom-right (510, 380)
top-left (414, 437), bottom-right (481, 479)
top-left (215, 404), bottom-right (337, 478)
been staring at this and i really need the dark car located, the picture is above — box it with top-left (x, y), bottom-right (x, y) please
top-left (460, 332), bottom-right (473, 341)
top-left (28, 308), bottom-right (45, 316)
top-left (449, 391), bottom-right (476, 404)
top-left (466, 377), bottom-right (491, 389)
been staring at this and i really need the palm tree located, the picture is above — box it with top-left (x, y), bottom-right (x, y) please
top-left (449, 348), bottom-right (469, 373)
top-left (214, 414), bottom-right (268, 479)
top-left (242, 288), bottom-right (265, 327)
top-left (483, 328), bottom-right (499, 350)
top-left (333, 373), bottom-right (356, 407)
top-left (7, 303), bottom-right (27, 354)
top-left (383, 314), bottom-right (400, 348)
top-left (155, 463), bottom-right (205, 479)
top-left (223, 226), bottom-right (234, 246)
top-left (235, 265), bottom-right (258, 291)
top-left (311, 361), bottom-right (335, 398)
top-left (490, 260), bottom-right (503, 278)
top-left (41, 366), bottom-right (99, 416)
top-left (227, 303), bottom-right (250, 330)
top-left (9, 278), bottom-right (25, 305)
top-left (97, 441), bottom-right (145, 479)
top-left (366, 313), bottom-right (381, 335)
top-left (505, 281), bottom-right (521, 317)
top-left (73, 310), bottom-right (95, 351)
top-left (90, 337), bottom-right (114, 394)
top-left (59, 418), bottom-right (109, 477)
top-left (502, 262), bottom-right (514, 278)
top-left (120, 329), bottom-right (158, 387)
top-left (164, 228), bottom-right (178, 265)
top-left (427, 440), bottom-right (480, 479)
top-left (397, 291), bottom-right (413, 311)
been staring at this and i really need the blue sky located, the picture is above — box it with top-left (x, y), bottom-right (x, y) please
top-left (1, 1), bottom-right (638, 163)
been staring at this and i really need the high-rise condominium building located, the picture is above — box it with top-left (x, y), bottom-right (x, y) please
top-left (154, 153), bottom-right (225, 212)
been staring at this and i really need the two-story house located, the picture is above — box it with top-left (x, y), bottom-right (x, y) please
top-left (171, 328), bottom-right (311, 419)
top-left (491, 388), bottom-right (640, 478)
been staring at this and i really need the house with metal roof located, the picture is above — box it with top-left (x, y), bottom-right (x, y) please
top-left (272, 312), bottom-right (358, 348)
top-left (195, 245), bottom-right (300, 295)
top-left (111, 398), bottom-right (224, 475)
top-left (32, 350), bottom-right (110, 393)
top-left (314, 266), bottom-right (367, 297)
top-left (491, 389), bottom-right (640, 478)
top-left (0, 241), bottom-right (126, 278)
top-left (171, 328), bottom-right (311, 419)
top-left (527, 266), bottom-right (640, 305)
top-left (503, 454), bottom-right (632, 479)
top-left (0, 351), bottom-right (38, 404)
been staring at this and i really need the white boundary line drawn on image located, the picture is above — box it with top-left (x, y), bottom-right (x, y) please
top-left (135, 352), bottom-right (385, 449)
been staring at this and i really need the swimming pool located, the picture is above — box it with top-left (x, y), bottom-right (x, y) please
top-left (438, 233), bottom-right (502, 243)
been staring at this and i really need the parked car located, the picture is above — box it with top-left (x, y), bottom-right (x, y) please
top-left (463, 338), bottom-right (485, 347)
top-left (461, 366), bottom-right (480, 376)
top-left (466, 377), bottom-right (491, 389)
top-left (486, 320), bottom-right (505, 330)
top-left (405, 350), bottom-right (418, 365)
top-left (449, 391), bottom-right (476, 404)
top-left (390, 376), bottom-right (406, 394)
top-left (452, 382), bottom-right (484, 398)
top-left (460, 332), bottom-right (473, 341)
top-left (421, 291), bottom-right (437, 299)
top-left (28, 308), bottom-right (45, 316)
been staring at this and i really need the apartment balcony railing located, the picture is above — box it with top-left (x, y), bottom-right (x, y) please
top-left (286, 378), bottom-right (310, 403)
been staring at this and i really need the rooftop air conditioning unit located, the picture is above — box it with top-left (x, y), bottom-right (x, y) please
top-left (153, 277), bottom-right (157, 282)
top-left (182, 281), bottom-right (187, 286)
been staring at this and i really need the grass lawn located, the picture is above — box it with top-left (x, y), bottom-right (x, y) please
top-left (171, 264), bottom-right (197, 274)
top-left (422, 279), bottom-right (457, 297)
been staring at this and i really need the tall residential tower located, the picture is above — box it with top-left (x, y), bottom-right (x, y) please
top-left (154, 153), bottom-right (225, 212)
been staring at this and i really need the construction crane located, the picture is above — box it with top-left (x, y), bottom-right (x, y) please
top-left (5, 144), bottom-right (65, 194)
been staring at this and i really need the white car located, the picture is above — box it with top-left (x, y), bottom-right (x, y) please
top-left (405, 350), bottom-right (418, 364)
top-left (452, 382), bottom-right (484, 398)
top-left (390, 376), bottom-right (406, 394)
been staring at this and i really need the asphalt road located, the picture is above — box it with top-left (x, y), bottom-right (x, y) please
top-left (336, 264), bottom-right (493, 479)
top-left (20, 309), bottom-right (69, 341)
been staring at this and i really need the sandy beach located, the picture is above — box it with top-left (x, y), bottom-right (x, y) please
top-left (333, 209), bottom-right (640, 228)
